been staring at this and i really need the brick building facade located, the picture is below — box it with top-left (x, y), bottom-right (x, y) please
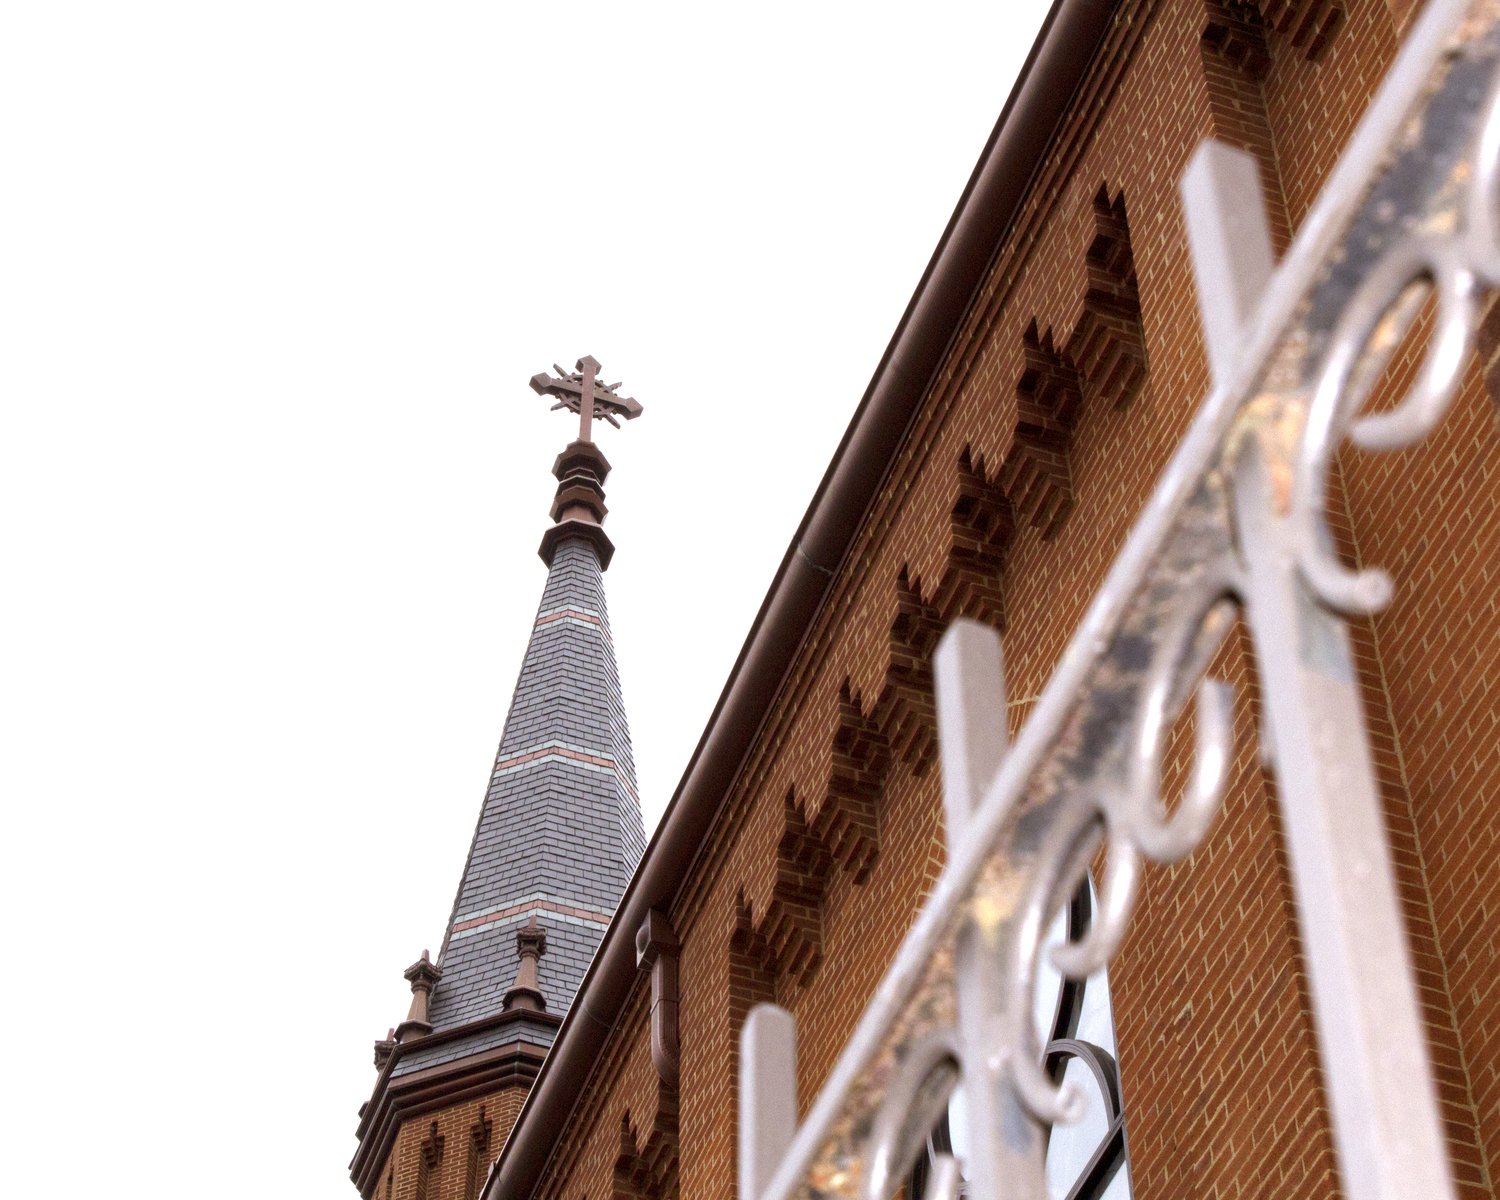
top-left (353, 1), bottom-right (1497, 1197)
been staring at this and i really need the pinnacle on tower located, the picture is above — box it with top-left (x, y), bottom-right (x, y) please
top-left (395, 950), bottom-right (441, 1042)
top-left (502, 919), bottom-right (549, 1013)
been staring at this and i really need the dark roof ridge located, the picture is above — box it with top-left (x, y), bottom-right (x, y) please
top-left (482, 2), bottom-right (1118, 1196)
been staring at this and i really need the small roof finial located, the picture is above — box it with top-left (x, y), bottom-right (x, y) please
top-left (395, 950), bottom-right (443, 1043)
top-left (502, 918), bottom-right (549, 1013)
top-left (373, 1027), bottom-right (397, 1070)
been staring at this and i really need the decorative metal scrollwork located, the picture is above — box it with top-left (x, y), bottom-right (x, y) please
top-left (1061, 563), bottom-right (1240, 984)
top-left (1292, 62), bottom-right (1500, 616)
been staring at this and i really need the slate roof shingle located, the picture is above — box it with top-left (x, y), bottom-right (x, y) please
top-left (393, 534), bottom-right (644, 1077)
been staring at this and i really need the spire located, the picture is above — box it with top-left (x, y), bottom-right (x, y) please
top-left (385, 357), bottom-right (646, 1081)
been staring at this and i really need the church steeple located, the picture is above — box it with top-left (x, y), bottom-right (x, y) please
top-left (351, 359), bottom-right (646, 1199)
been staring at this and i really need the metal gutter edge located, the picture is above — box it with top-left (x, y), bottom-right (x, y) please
top-left (482, 3), bottom-right (1117, 1196)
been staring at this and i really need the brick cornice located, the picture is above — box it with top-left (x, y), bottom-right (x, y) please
top-left (351, 1010), bottom-right (559, 1198)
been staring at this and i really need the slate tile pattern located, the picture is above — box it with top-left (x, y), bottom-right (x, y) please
top-left (392, 535), bottom-right (645, 1078)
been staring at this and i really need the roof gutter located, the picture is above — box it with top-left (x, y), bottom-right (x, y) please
top-left (483, 3), bottom-right (1117, 1195)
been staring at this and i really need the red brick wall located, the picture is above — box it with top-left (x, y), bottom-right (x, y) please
top-left (376, 1089), bottom-right (524, 1200)
top-left (507, 2), bottom-right (1498, 1198)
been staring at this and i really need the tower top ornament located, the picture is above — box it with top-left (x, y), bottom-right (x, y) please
top-left (529, 355), bottom-right (643, 445)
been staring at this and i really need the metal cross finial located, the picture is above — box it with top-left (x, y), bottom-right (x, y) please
top-left (529, 356), bottom-right (643, 444)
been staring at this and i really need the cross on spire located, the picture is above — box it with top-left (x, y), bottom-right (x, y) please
top-left (529, 356), bottom-right (643, 445)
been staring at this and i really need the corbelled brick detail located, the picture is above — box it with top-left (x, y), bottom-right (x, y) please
top-left (815, 683), bottom-right (889, 883)
top-left (1200, 0), bottom-right (1297, 254)
top-left (462, 1109), bottom-right (492, 1200)
top-left (1008, 185), bottom-right (1145, 542)
top-left (932, 447), bottom-right (1014, 629)
top-left (1004, 322), bottom-right (1084, 539)
top-left (726, 896), bottom-right (777, 1199)
top-left (1201, 0), bottom-right (1346, 67)
top-left (755, 792), bottom-right (830, 987)
top-left (416, 1123), bottom-right (444, 1200)
top-left (1202, 0), bottom-right (1274, 78)
top-left (1071, 186), bottom-right (1148, 413)
top-left (872, 568), bottom-right (945, 774)
top-left (612, 1102), bottom-right (680, 1200)
top-left (1259, 0), bottom-right (1344, 59)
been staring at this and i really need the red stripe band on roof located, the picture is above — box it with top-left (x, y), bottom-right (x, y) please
top-left (490, 742), bottom-right (640, 804)
top-left (534, 608), bottom-right (604, 629)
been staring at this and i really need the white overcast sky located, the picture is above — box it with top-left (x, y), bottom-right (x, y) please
top-left (1, 3), bottom-right (1053, 1194)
